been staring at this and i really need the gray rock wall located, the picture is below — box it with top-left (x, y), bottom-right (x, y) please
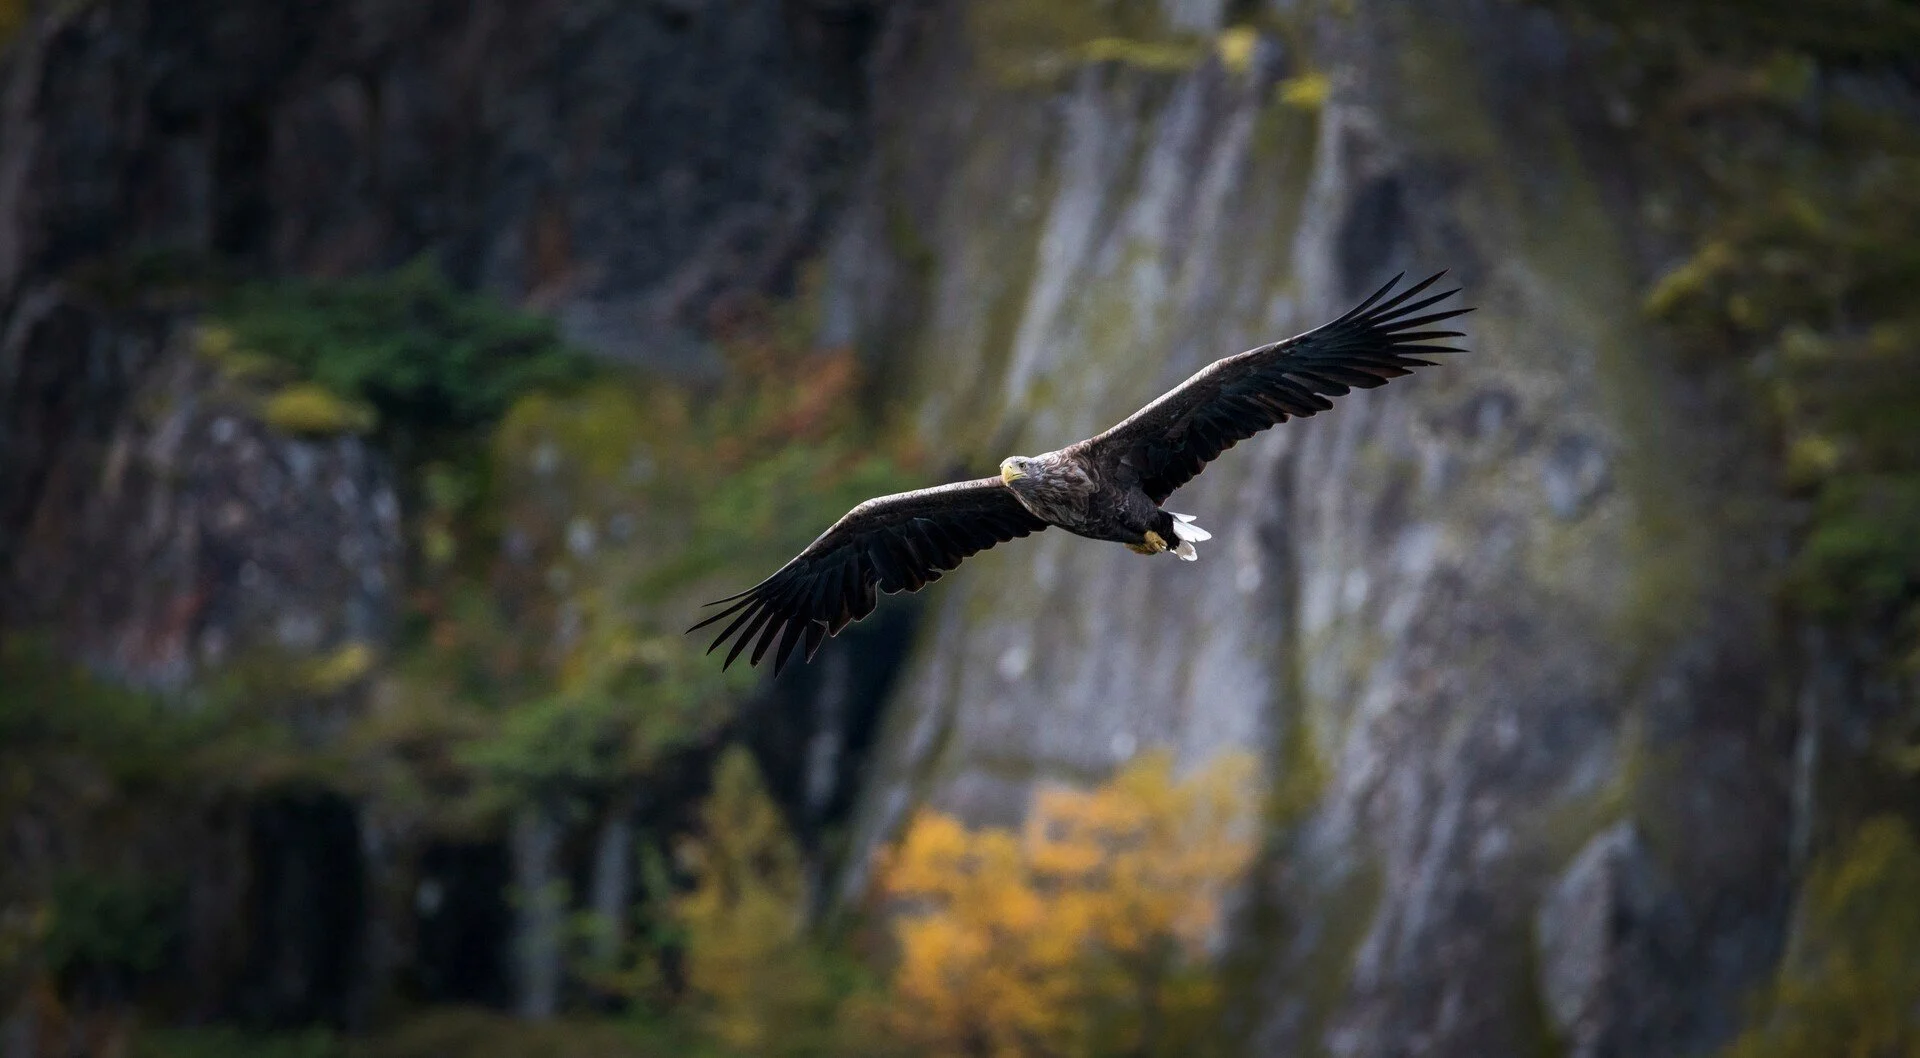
top-left (10, 325), bottom-right (402, 692)
top-left (1, 0), bottom-right (880, 609)
top-left (0, 0), bottom-right (891, 1026)
top-left (0, 0), bottom-right (1842, 1050)
top-left (826, 3), bottom-right (1796, 1055)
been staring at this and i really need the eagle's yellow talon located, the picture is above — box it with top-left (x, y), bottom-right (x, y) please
top-left (1142, 530), bottom-right (1168, 552)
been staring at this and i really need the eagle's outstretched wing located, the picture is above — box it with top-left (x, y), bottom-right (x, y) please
top-left (1079, 271), bottom-right (1471, 503)
top-left (688, 477), bottom-right (1048, 673)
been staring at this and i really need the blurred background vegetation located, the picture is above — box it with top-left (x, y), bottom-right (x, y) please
top-left (1, 0), bottom-right (1918, 1056)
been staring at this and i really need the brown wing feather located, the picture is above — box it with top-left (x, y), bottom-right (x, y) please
top-left (1079, 271), bottom-right (1472, 503)
top-left (687, 477), bottom-right (1048, 674)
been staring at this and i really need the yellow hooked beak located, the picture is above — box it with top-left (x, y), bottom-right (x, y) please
top-left (1000, 460), bottom-right (1026, 484)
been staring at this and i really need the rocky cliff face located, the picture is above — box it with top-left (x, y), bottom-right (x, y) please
top-left (1, 0), bottom-right (877, 652)
top-left (0, 0), bottom-right (888, 1031)
top-left (822, 4), bottom-right (1797, 1055)
top-left (1, 0), bottom-right (1905, 1054)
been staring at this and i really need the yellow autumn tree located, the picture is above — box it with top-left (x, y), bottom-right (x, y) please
top-left (877, 749), bottom-right (1258, 1058)
top-left (673, 746), bottom-right (848, 1058)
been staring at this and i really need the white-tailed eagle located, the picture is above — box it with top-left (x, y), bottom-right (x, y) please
top-left (691, 271), bottom-right (1471, 673)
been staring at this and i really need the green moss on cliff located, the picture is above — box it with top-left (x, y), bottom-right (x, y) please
top-left (968, 0), bottom-right (1174, 78)
top-left (363, 292), bottom-right (920, 826)
top-left (966, 0), bottom-right (1235, 85)
top-left (260, 382), bottom-right (378, 436)
top-left (1394, 12), bottom-right (1723, 673)
top-left (1543, 6), bottom-right (1920, 1041)
top-left (1533, 713), bottom-right (1648, 866)
top-left (0, 0), bottom-right (28, 46)
top-left (1597, 15), bottom-right (1920, 797)
top-left (1646, 157), bottom-right (1920, 638)
top-left (1718, 816), bottom-right (1920, 1057)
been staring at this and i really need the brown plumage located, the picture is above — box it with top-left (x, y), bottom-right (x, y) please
top-left (690, 271), bottom-right (1471, 673)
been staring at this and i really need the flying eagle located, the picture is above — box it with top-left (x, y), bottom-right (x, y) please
top-left (691, 271), bottom-right (1470, 674)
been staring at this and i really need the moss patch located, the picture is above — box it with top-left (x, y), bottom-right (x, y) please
top-left (261, 382), bottom-right (377, 437)
top-left (1393, 10), bottom-right (1729, 673)
top-left (1275, 72), bottom-right (1330, 109)
top-left (1216, 26), bottom-right (1259, 75)
top-left (301, 641), bottom-right (378, 693)
top-left (966, 0), bottom-right (1209, 85)
top-left (1716, 816), bottom-right (1920, 1057)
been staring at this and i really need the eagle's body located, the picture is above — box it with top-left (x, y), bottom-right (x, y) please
top-left (1000, 449), bottom-right (1200, 557)
top-left (691, 272), bottom-right (1472, 673)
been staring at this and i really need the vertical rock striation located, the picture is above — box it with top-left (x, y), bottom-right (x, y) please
top-left (0, 0), bottom-right (1862, 1049)
top-left (2, 0), bottom-right (883, 634)
top-left (826, 2), bottom-right (1794, 1054)
top-left (0, 0), bottom-right (889, 1026)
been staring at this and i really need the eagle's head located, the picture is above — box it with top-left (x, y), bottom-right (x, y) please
top-left (999, 456), bottom-right (1034, 487)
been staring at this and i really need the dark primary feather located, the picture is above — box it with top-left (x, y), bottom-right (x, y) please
top-left (1080, 271), bottom-right (1472, 503)
top-left (687, 477), bottom-right (1047, 674)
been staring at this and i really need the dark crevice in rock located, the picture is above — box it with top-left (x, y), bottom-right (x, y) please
top-left (238, 792), bottom-right (368, 1029)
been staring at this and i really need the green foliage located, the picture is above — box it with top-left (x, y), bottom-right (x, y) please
top-left (674, 443), bottom-right (919, 596)
top-left (366, 301), bottom-right (920, 823)
top-left (351, 1008), bottom-right (664, 1058)
top-left (0, 643), bottom-right (303, 1017)
top-left (1648, 170), bottom-right (1920, 634)
top-left (0, 639), bottom-right (358, 798)
top-left (1607, 0), bottom-right (1920, 658)
top-left (15, 226), bottom-right (919, 1049)
top-left (1549, 0), bottom-right (1920, 62)
top-left (1719, 816), bottom-right (1920, 1057)
top-left (0, 904), bottom-right (46, 999)
top-left (0, 639), bottom-right (239, 785)
top-left (42, 871), bottom-right (178, 988)
top-left (134, 1027), bottom-right (342, 1058)
top-left (213, 259), bottom-right (594, 439)
top-left (668, 747), bottom-right (859, 1057)
top-left (576, 748), bottom-right (886, 1058)
top-left (452, 640), bottom-right (734, 810)
top-left (1794, 477), bottom-right (1920, 618)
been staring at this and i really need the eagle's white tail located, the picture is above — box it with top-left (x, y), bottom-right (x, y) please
top-left (1169, 512), bottom-right (1210, 561)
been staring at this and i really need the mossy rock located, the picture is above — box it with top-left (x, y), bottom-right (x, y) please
top-left (0, 0), bottom-right (28, 50)
top-left (1718, 816), bottom-right (1920, 1057)
top-left (261, 382), bottom-right (378, 437)
top-left (302, 641), bottom-right (378, 693)
top-left (966, 0), bottom-right (1212, 84)
top-left (1275, 71), bottom-right (1330, 109)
